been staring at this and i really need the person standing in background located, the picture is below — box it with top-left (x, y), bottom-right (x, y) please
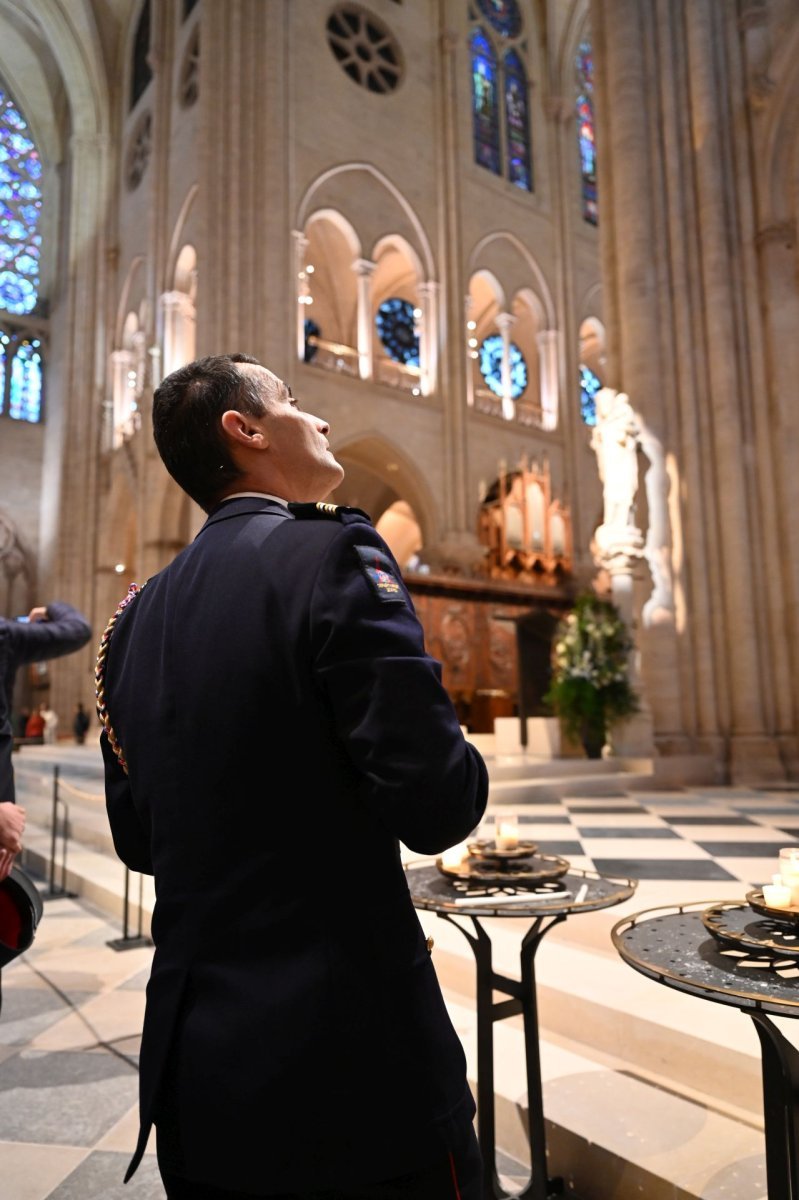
top-left (0, 603), bottom-right (92, 880)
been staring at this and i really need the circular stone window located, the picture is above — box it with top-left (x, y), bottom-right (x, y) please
top-left (326, 5), bottom-right (403, 94)
top-left (479, 334), bottom-right (528, 399)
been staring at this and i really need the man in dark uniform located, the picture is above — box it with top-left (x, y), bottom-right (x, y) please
top-left (0, 603), bottom-right (92, 879)
top-left (99, 354), bottom-right (488, 1199)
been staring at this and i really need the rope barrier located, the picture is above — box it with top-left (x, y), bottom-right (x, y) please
top-left (56, 778), bottom-right (104, 803)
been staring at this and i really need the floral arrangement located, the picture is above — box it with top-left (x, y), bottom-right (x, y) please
top-left (544, 593), bottom-right (639, 751)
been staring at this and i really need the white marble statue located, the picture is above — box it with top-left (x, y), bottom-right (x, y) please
top-left (590, 387), bottom-right (641, 534)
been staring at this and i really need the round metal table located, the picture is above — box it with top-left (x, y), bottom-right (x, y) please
top-left (613, 901), bottom-right (799, 1200)
top-left (407, 864), bottom-right (636, 1200)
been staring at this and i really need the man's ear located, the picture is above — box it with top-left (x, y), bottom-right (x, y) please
top-left (220, 410), bottom-right (269, 449)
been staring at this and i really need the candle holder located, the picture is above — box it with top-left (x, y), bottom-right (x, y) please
top-left (467, 838), bottom-right (539, 864)
top-left (435, 850), bottom-right (569, 888)
top-left (747, 888), bottom-right (799, 926)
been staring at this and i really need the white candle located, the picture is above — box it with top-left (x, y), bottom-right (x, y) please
top-left (440, 843), bottom-right (468, 870)
top-left (495, 816), bottom-right (519, 851)
top-left (763, 883), bottom-right (792, 909)
top-left (779, 847), bottom-right (799, 883)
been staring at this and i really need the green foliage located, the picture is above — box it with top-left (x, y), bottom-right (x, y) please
top-left (544, 593), bottom-right (639, 741)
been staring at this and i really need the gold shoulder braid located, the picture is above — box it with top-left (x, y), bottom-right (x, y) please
top-left (95, 582), bottom-right (146, 775)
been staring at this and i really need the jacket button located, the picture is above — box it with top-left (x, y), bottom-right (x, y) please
top-left (426, 936), bottom-right (434, 953)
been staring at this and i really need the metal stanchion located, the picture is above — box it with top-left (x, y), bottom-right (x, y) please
top-left (107, 866), bottom-right (153, 951)
top-left (45, 765), bottom-right (76, 900)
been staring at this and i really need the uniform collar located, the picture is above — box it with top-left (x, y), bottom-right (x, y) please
top-left (198, 494), bottom-right (292, 535)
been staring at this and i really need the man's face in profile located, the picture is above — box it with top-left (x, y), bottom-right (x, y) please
top-left (237, 363), bottom-right (345, 502)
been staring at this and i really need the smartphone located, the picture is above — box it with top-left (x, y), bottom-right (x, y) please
top-left (15, 616), bottom-right (30, 623)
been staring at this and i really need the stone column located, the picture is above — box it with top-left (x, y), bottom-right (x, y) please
top-left (160, 290), bottom-right (196, 377)
top-left (292, 230), bottom-right (310, 364)
top-left (45, 133), bottom-right (112, 721)
top-left (495, 310), bottom-right (516, 421)
top-left (432, 14), bottom-right (482, 570)
top-left (536, 328), bottom-right (559, 431)
top-left (351, 258), bottom-right (376, 381)
top-left (197, 0), bottom-right (279, 358)
top-left (417, 280), bottom-right (439, 396)
top-left (109, 350), bottom-right (132, 449)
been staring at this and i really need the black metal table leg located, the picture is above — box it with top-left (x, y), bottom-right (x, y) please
top-left (751, 1012), bottom-right (799, 1200)
top-left (441, 912), bottom-right (567, 1200)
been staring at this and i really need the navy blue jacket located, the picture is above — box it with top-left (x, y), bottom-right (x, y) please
top-left (0, 603), bottom-right (92, 803)
top-left (101, 497), bottom-right (488, 1193)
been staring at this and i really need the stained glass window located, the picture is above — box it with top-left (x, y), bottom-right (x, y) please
top-left (375, 298), bottom-right (419, 367)
top-left (470, 28), bottom-right (501, 176)
top-left (476, 0), bottom-right (521, 38)
top-left (0, 88), bottom-right (42, 316)
top-left (131, 1), bottom-right (153, 111)
top-left (580, 364), bottom-right (601, 426)
top-left (576, 41), bottom-right (597, 225)
top-left (504, 51), bottom-right (531, 191)
top-left (304, 318), bottom-right (320, 364)
top-left (479, 334), bottom-right (527, 399)
top-left (0, 331), bottom-right (43, 422)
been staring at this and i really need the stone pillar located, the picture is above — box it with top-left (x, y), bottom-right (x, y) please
top-left (590, 0), bottom-right (784, 780)
top-left (495, 310), bottom-right (516, 421)
top-left (109, 350), bottom-right (132, 449)
top-left (197, 0), bottom-right (279, 358)
top-left (417, 280), bottom-right (439, 396)
top-left (351, 258), bottom-right (376, 381)
top-left (433, 15), bottom-right (481, 570)
top-left (45, 133), bottom-right (112, 721)
top-left (292, 230), bottom-right (310, 364)
top-left (536, 328), bottom-right (559, 431)
top-left (160, 290), bottom-right (196, 377)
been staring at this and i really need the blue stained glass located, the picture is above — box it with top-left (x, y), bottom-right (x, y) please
top-left (9, 340), bottom-right (42, 421)
top-left (0, 271), bottom-right (34, 313)
top-left (471, 28), bottom-right (501, 175)
top-left (576, 42), bottom-right (598, 225)
top-left (504, 50), bottom-right (531, 191)
top-left (0, 333), bottom-right (6, 415)
top-left (304, 318), bottom-right (320, 364)
top-left (580, 364), bottom-right (601, 426)
top-left (0, 147), bottom-right (7, 162)
top-left (375, 297), bottom-right (420, 367)
top-left (8, 132), bottom-right (33, 156)
top-left (476, 0), bottom-right (522, 38)
top-left (479, 334), bottom-right (528, 399)
top-left (0, 84), bottom-right (42, 315)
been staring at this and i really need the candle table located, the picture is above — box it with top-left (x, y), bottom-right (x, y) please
top-left (406, 863), bottom-right (636, 1200)
top-left (612, 901), bottom-right (799, 1200)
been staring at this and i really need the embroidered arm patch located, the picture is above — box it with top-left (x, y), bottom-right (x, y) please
top-left (354, 545), bottom-right (407, 605)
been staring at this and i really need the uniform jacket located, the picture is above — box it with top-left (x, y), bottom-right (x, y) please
top-left (101, 496), bottom-right (488, 1193)
top-left (0, 603), bottom-right (92, 803)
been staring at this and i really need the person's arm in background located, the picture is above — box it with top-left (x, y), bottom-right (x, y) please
top-left (311, 521), bottom-right (488, 854)
top-left (7, 602), bottom-right (91, 665)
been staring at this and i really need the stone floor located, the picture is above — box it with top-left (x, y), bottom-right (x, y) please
top-left (6, 743), bottom-right (799, 1198)
top-left (0, 891), bottom-right (530, 1199)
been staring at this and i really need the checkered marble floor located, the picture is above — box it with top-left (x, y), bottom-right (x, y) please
top-left (490, 785), bottom-right (799, 888)
top-left (3, 781), bottom-right (799, 1198)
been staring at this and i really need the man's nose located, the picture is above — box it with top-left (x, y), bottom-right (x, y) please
top-left (315, 416), bottom-right (330, 435)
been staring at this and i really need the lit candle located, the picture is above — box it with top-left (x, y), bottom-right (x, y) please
top-left (763, 883), bottom-right (792, 909)
top-left (779, 847), bottom-right (799, 883)
top-left (495, 816), bottom-right (519, 851)
top-left (440, 843), bottom-right (468, 870)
